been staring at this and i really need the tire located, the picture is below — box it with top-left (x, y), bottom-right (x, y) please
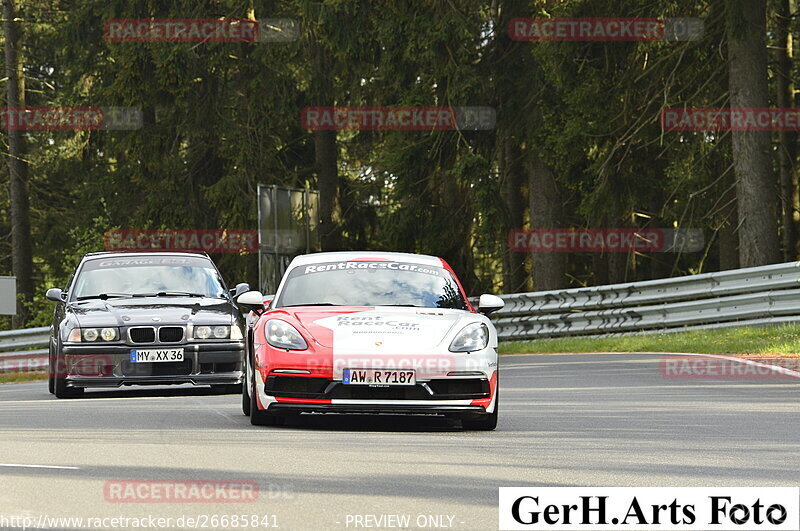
top-left (250, 369), bottom-right (280, 426)
top-left (242, 369), bottom-right (251, 416)
top-left (53, 350), bottom-right (83, 398)
top-left (54, 378), bottom-right (83, 398)
top-left (242, 332), bottom-right (252, 415)
top-left (47, 347), bottom-right (55, 394)
top-left (461, 410), bottom-right (497, 431)
top-left (462, 382), bottom-right (498, 431)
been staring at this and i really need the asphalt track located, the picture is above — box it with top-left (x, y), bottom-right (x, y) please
top-left (0, 353), bottom-right (797, 530)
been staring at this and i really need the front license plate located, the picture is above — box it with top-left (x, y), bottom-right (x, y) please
top-left (343, 369), bottom-right (416, 386)
top-left (130, 348), bottom-right (184, 363)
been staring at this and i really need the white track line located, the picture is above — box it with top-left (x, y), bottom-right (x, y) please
top-left (505, 351), bottom-right (800, 379)
top-left (662, 352), bottom-right (800, 379)
top-left (0, 463), bottom-right (79, 470)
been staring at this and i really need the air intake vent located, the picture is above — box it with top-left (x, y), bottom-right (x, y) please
top-left (129, 327), bottom-right (156, 343)
top-left (158, 326), bottom-right (184, 343)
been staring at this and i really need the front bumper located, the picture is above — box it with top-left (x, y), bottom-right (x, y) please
top-left (265, 374), bottom-right (491, 400)
top-left (268, 403), bottom-right (487, 418)
top-left (60, 341), bottom-right (244, 388)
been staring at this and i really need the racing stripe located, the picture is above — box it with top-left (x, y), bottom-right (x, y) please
top-left (470, 370), bottom-right (497, 413)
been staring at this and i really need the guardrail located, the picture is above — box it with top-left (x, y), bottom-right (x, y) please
top-left (3, 262), bottom-right (800, 372)
top-left (491, 261), bottom-right (800, 341)
top-left (0, 326), bottom-right (49, 373)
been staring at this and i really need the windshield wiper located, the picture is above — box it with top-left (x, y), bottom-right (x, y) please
top-left (131, 291), bottom-right (207, 298)
top-left (75, 293), bottom-right (133, 301)
top-left (379, 304), bottom-right (420, 307)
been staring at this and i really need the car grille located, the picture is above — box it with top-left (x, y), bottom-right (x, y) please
top-left (427, 378), bottom-right (490, 398)
top-left (328, 384), bottom-right (432, 400)
top-left (122, 358), bottom-right (193, 376)
top-left (265, 376), bottom-right (330, 398)
top-left (158, 326), bottom-right (184, 343)
top-left (129, 327), bottom-right (156, 343)
top-left (200, 362), bottom-right (239, 374)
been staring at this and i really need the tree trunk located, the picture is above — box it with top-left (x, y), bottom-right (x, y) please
top-left (776, 0), bottom-right (797, 261)
top-left (592, 253), bottom-right (609, 286)
top-left (528, 159), bottom-right (565, 290)
top-left (315, 129), bottom-right (339, 251)
top-left (607, 248), bottom-right (629, 284)
top-left (718, 144), bottom-right (740, 271)
top-left (310, 38), bottom-right (339, 251)
top-left (494, 0), bottom-right (529, 293)
top-left (719, 202), bottom-right (740, 270)
top-left (726, 0), bottom-right (780, 266)
top-left (3, 0), bottom-right (33, 327)
top-left (501, 139), bottom-right (527, 292)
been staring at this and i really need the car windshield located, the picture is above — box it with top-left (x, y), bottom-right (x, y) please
top-left (275, 260), bottom-right (468, 309)
top-left (72, 256), bottom-right (226, 300)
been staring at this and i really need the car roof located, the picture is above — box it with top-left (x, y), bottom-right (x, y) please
top-left (289, 251), bottom-right (444, 268)
top-left (81, 251), bottom-right (211, 261)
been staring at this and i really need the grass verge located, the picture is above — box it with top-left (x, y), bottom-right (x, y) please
top-left (0, 371), bottom-right (47, 384)
top-left (499, 324), bottom-right (800, 357)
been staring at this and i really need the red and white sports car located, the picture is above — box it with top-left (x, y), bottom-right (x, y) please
top-left (238, 251), bottom-right (504, 430)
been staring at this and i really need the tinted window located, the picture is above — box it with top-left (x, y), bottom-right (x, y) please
top-left (275, 261), bottom-right (467, 309)
top-left (73, 256), bottom-right (226, 299)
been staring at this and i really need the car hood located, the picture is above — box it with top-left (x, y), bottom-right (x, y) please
top-left (68, 297), bottom-right (235, 328)
top-left (273, 306), bottom-right (476, 352)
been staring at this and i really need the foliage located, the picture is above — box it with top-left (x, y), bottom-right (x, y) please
top-left (0, 0), bottom-right (795, 327)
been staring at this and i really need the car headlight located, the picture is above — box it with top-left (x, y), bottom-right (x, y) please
top-left (449, 323), bottom-right (489, 352)
top-left (265, 319), bottom-right (308, 351)
top-left (194, 325), bottom-right (233, 339)
top-left (66, 327), bottom-right (120, 342)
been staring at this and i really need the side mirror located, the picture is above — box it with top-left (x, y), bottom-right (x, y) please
top-left (477, 294), bottom-right (504, 315)
top-left (45, 288), bottom-right (64, 302)
top-left (236, 290), bottom-right (266, 315)
top-left (230, 282), bottom-right (250, 298)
